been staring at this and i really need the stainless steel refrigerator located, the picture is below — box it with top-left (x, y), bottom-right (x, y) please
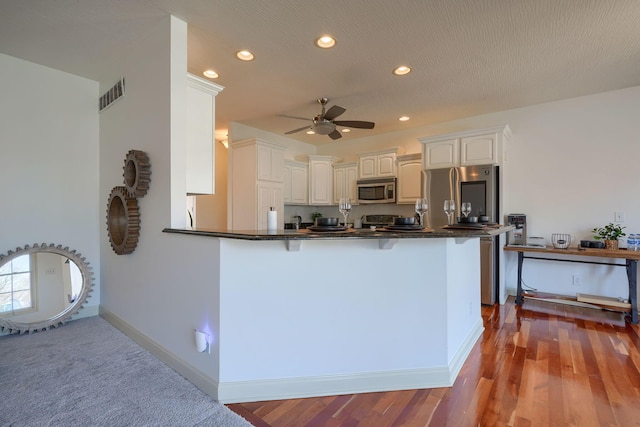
top-left (424, 164), bottom-right (500, 305)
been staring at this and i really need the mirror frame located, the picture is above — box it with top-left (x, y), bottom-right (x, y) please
top-left (0, 243), bottom-right (95, 334)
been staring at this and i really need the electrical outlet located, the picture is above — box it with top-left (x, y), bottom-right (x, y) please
top-left (615, 211), bottom-right (625, 222)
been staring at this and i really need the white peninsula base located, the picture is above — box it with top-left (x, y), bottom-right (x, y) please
top-left (215, 236), bottom-right (483, 403)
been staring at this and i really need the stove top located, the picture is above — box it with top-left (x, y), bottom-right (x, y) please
top-left (361, 214), bottom-right (402, 227)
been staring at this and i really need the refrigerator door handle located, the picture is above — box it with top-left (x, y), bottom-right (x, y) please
top-left (455, 167), bottom-right (461, 215)
top-left (448, 168), bottom-right (455, 201)
top-left (423, 169), bottom-right (431, 228)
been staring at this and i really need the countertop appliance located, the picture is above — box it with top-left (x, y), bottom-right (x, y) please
top-left (506, 214), bottom-right (527, 246)
top-left (424, 164), bottom-right (500, 305)
top-left (357, 178), bottom-right (396, 204)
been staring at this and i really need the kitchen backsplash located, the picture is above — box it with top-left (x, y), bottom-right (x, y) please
top-left (284, 203), bottom-right (416, 224)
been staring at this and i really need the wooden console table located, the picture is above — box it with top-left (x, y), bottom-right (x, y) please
top-left (504, 245), bottom-right (639, 324)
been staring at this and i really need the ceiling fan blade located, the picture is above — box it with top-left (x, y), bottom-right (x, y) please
top-left (333, 120), bottom-right (375, 129)
top-left (328, 129), bottom-right (342, 140)
top-left (323, 105), bottom-right (346, 121)
top-left (278, 114), bottom-right (311, 121)
top-left (285, 125), bottom-right (311, 135)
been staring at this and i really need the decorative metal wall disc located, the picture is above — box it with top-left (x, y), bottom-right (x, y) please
top-left (123, 150), bottom-right (151, 198)
top-left (106, 186), bottom-right (140, 255)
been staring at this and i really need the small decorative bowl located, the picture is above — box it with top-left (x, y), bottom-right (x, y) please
top-left (316, 217), bottom-right (339, 226)
top-left (459, 216), bottom-right (478, 224)
top-left (394, 217), bottom-right (415, 226)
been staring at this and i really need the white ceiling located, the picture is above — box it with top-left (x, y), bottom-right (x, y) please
top-left (2, 0), bottom-right (640, 145)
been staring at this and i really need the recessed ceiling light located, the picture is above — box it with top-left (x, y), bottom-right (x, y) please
top-left (315, 35), bottom-right (336, 48)
top-left (393, 66), bottom-right (412, 76)
top-left (236, 50), bottom-right (255, 61)
top-left (341, 128), bottom-right (351, 133)
top-left (398, 116), bottom-right (410, 122)
top-left (306, 129), bottom-right (315, 135)
top-left (203, 70), bottom-right (219, 79)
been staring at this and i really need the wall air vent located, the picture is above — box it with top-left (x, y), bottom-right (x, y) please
top-left (99, 77), bottom-right (125, 112)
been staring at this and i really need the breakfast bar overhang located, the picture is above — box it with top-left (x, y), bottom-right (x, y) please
top-left (164, 226), bottom-right (512, 403)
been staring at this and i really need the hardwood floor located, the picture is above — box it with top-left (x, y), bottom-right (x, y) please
top-left (228, 297), bottom-right (640, 426)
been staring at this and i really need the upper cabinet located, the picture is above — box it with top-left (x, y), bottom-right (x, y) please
top-left (308, 155), bottom-right (340, 205)
top-left (257, 143), bottom-right (285, 182)
top-left (396, 153), bottom-right (422, 204)
top-left (283, 160), bottom-right (308, 205)
top-left (186, 73), bottom-right (224, 194)
top-left (419, 125), bottom-right (511, 170)
top-left (358, 147), bottom-right (404, 179)
top-left (333, 162), bottom-right (358, 204)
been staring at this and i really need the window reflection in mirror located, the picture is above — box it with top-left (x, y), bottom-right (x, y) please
top-left (0, 254), bottom-right (33, 315)
top-left (0, 254), bottom-right (82, 321)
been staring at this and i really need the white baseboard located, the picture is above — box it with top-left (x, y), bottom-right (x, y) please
top-left (99, 307), bottom-right (220, 400)
top-left (100, 307), bottom-right (483, 405)
top-left (446, 318), bottom-right (484, 384)
top-left (218, 366), bottom-right (452, 404)
top-left (219, 319), bottom-right (485, 404)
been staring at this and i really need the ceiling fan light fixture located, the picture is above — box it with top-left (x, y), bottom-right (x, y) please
top-left (393, 65), bottom-right (412, 76)
top-left (315, 35), bottom-right (336, 49)
top-left (236, 50), bottom-right (255, 61)
top-left (203, 69), bottom-right (219, 79)
top-left (313, 121), bottom-right (336, 135)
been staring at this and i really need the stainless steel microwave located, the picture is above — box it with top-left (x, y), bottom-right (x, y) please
top-left (356, 178), bottom-right (396, 204)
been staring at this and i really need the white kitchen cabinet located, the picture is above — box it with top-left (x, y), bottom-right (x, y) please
top-left (185, 73), bottom-right (224, 194)
top-left (460, 133), bottom-right (499, 166)
top-left (396, 153), bottom-right (422, 204)
top-left (257, 181), bottom-right (283, 229)
top-left (308, 155), bottom-right (339, 205)
top-left (419, 125), bottom-right (511, 170)
top-left (333, 162), bottom-right (358, 204)
top-left (229, 138), bottom-right (286, 229)
top-left (422, 139), bottom-right (458, 170)
top-left (283, 160), bottom-right (308, 205)
top-left (358, 147), bottom-right (403, 179)
top-left (257, 142), bottom-right (285, 182)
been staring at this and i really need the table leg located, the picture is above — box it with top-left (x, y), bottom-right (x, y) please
top-left (626, 259), bottom-right (638, 324)
top-left (516, 251), bottom-right (524, 305)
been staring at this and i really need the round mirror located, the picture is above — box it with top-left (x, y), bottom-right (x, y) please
top-left (0, 243), bottom-right (94, 334)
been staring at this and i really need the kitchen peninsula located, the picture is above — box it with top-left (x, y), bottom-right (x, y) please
top-left (163, 226), bottom-right (512, 403)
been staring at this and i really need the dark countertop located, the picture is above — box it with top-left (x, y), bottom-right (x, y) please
top-left (163, 225), bottom-right (514, 241)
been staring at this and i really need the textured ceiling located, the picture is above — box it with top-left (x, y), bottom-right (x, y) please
top-left (1, 0), bottom-right (639, 145)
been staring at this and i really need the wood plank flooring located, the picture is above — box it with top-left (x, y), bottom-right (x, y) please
top-left (227, 297), bottom-right (640, 426)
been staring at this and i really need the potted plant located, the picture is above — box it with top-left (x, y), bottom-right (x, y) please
top-left (592, 223), bottom-right (626, 250)
top-left (311, 211), bottom-right (323, 226)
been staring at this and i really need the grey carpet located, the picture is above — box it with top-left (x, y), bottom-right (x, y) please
top-left (0, 316), bottom-right (252, 427)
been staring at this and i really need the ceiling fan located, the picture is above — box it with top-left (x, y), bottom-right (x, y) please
top-left (282, 97), bottom-right (375, 140)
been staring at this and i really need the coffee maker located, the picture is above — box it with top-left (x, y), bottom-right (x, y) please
top-left (507, 214), bottom-right (527, 246)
